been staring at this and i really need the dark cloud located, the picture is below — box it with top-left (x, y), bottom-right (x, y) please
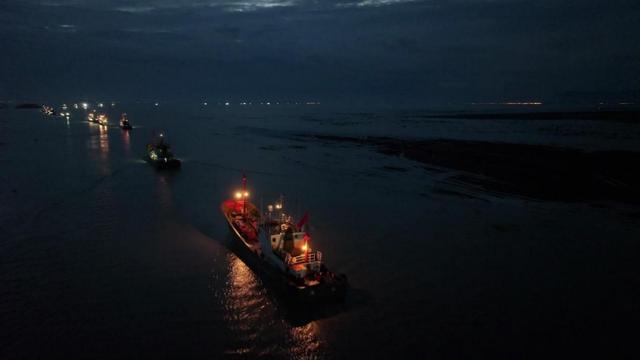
top-left (1, 0), bottom-right (639, 104)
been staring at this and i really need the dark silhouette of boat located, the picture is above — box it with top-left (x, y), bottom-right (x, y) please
top-left (119, 113), bottom-right (132, 130)
top-left (146, 132), bottom-right (181, 169)
top-left (41, 105), bottom-right (56, 116)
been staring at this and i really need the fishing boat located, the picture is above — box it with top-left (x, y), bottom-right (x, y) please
top-left (87, 110), bottom-right (98, 123)
top-left (97, 113), bottom-right (108, 126)
top-left (119, 113), bottom-right (132, 130)
top-left (221, 175), bottom-right (348, 301)
top-left (146, 132), bottom-right (181, 169)
top-left (41, 105), bottom-right (56, 116)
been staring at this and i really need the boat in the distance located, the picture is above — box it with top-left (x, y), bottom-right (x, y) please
top-left (119, 113), bottom-right (132, 130)
top-left (221, 175), bottom-right (348, 301)
top-left (87, 110), bottom-right (97, 123)
top-left (146, 132), bottom-right (181, 169)
top-left (41, 105), bottom-right (56, 116)
top-left (97, 113), bottom-right (108, 126)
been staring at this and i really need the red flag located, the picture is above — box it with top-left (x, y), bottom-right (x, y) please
top-left (297, 211), bottom-right (310, 230)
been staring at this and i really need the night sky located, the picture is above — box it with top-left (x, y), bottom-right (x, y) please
top-left (1, 0), bottom-right (639, 105)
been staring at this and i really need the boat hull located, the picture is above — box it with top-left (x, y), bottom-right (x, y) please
top-left (146, 143), bottom-right (181, 169)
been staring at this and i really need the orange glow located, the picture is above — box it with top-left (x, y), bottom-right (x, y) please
top-left (99, 124), bottom-right (109, 156)
top-left (121, 130), bottom-right (130, 154)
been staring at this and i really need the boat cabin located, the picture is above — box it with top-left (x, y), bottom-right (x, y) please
top-left (266, 216), bottom-right (323, 278)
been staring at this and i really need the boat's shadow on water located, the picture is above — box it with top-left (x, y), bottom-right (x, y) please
top-left (194, 217), bottom-right (371, 326)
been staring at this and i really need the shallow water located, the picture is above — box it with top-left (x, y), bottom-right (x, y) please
top-left (1, 104), bottom-right (639, 358)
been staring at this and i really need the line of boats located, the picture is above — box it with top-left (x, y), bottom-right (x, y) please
top-left (43, 103), bottom-right (182, 169)
top-left (41, 105), bottom-right (70, 117)
top-left (86, 110), bottom-right (132, 130)
top-left (86, 111), bottom-right (181, 169)
top-left (40, 103), bottom-right (347, 302)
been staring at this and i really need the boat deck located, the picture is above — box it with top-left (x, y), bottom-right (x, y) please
top-left (221, 199), bottom-right (260, 244)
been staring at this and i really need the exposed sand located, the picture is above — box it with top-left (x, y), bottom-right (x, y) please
top-left (300, 134), bottom-right (640, 204)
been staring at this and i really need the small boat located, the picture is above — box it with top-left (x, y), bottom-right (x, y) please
top-left (97, 113), bottom-right (108, 126)
top-left (119, 113), bottom-right (132, 130)
top-left (146, 132), bottom-right (181, 169)
top-left (221, 175), bottom-right (348, 301)
top-left (87, 110), bottom-right (97, 123)
top-left (41, 105), bottom-right (56, 116)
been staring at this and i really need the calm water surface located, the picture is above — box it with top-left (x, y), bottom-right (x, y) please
top-left (1, 104), bottom-right (639, 358)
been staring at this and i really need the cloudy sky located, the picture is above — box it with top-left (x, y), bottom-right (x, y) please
top-left (1, 0), bottom-right (639, 104)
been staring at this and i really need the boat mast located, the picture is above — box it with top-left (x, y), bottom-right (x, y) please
top-left (242, 173), bottom-right (247, 215)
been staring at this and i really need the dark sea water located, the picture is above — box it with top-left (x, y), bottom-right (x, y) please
top-left (1, 104), bottom-right (639, 358)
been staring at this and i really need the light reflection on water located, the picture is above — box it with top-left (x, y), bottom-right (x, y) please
top-left (155, 173), bottom-right (173, 210)
top-left (222, 253), bottom-right (324, 358)
top-left (121, 129), bottom-right (131, 155)
top-left (288, 322), bottom-right (322, 360)
top-left (98, 125), bottom-right (109, 159)
top-left (86, 124), bottom-right (111, 175)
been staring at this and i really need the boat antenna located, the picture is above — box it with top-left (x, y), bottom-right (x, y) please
top-left (242, 173), bottom-right (247, 215)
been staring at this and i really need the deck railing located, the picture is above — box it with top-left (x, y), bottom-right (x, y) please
top-left (288, 251), bottom-right (322, 265)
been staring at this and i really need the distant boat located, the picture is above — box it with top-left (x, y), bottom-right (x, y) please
top-left (119, 113), bottom-right (132, 130)
top-left (146, 132), bottom-right (181, 169)
top-left (41, 105), bottom-right (56, 116)
top-left (87, 110), bottom-right (98, 123)
top-left (221, 175), bottom-right (348, 301)
top-left (97, 113), bottom-right (108, 126)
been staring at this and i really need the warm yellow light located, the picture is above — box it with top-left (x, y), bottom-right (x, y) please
top-left (243, 191), bottom-right (249, 197)
top-left (234, 191), bottom-right (242, 199)
top-left (301, 243), bottom-right (308, 252)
